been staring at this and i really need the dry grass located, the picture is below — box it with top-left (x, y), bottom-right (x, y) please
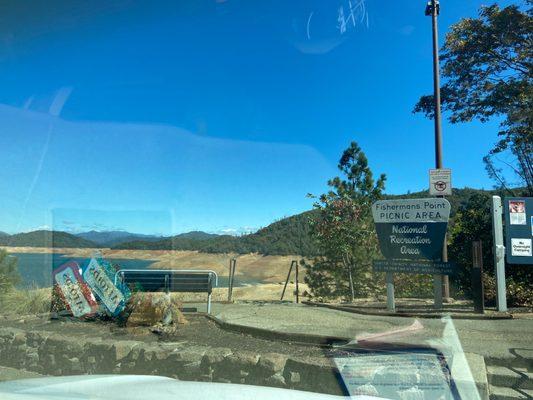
top-left (0, 282), bottom-right (308, 318)
top-left (0, 287), bottom-right (51, 316)
top-left (169, 282), bottom-right (309, 303)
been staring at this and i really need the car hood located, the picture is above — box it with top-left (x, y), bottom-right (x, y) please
top-left (0, 375), bottom-right (386, 400)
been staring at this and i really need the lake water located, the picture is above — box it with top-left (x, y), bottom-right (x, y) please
top-left (10, 253), bottom-right (156, 289)
top-left (9, 253), bottom-right (254, 288)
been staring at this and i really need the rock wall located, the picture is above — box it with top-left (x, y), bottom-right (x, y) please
top-left (0, 327), bottom-right (344, 395)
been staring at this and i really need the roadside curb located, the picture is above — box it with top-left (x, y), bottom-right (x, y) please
top-left (205, 314), bottom-right (350, 346)
top-left (301, 301), bottom-right (514, 320)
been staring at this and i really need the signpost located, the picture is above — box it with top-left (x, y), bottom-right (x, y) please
top-left (429, 168), bottom-right (452, 196)
top-left (491, 196), bottom-right (507, 312)
top-left (372, 198), bottom-right (453, 311)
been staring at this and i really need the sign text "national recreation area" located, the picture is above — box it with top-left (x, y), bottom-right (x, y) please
top-left (372, 199), bottom-right (451, 260)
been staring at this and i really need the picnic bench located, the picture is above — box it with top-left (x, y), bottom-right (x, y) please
top-left (114, 269), bottom-right (218, 314)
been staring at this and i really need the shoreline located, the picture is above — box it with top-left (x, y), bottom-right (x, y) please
top-left (1, 246), bottom-right (305, 284)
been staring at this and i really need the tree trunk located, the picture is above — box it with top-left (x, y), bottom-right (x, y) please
top-left (343, 253), bottom-right (355, 303)
top-left (347, 264), bottom-right (355, 303)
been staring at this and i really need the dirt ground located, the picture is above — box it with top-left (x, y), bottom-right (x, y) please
top-left (0, 313), bottom-right (327, 360)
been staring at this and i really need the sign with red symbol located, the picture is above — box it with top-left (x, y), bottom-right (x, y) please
top-left (429, 169), bottom-right (452, 196)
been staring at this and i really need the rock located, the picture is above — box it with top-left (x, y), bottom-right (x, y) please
top-left (202, 348), bottom-right (232, 366)
top-left (287, 371), bottom-right (301, 384)
top-left (113, 341), bottom-right (141, 361)
top-left (258, 353), bottom-right (287, 375)
top-left (67, 357), bottom-right (83, 374)
top-left (265, 373), bottom-right (286, 388)
top-left (126, 293), bottom-right (187, 327)
top-left (225, 352), bottom-right (260, 370)
top-left (12, 332), bottom-right (26, 345)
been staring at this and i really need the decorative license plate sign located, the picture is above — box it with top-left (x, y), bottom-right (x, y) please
top-left (372, 198), bottom-right (451, 261)
top-left (83, 257), bottom-right (128, 315)
top-left (53, 261), bottom-right (98, 317)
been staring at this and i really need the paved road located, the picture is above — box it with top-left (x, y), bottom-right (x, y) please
top-left (210, 302), bottom-right (533, 362)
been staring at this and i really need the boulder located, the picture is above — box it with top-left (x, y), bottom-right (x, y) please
top-left (126, 292), bottom-right (187, 327)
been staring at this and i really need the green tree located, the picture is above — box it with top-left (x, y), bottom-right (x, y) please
top-left (448, 193), bottom-right (494, 298)
top-left (0, 249), bottom-right (19, 294)
top-left (449, 193), bottom-right (533, 306)
top-left (414, 2), bottom-right (532, 195)
top-left (304, 142), bottom-right (386, 302)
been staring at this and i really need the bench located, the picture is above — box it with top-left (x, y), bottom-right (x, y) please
top-left (114, 269), bottom-right (218, 314)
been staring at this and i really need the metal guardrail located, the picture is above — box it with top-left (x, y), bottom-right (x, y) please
top-left (114, 269), bottom-right (218, 314)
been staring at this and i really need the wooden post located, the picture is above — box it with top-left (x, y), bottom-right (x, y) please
top-left (472, 241), bottom-right (485, 314)
top-left (295, 261), bottom-right (299, 304)
top-left (386, 272), bottom-right (395, 312)
top-left (227, 258), bottom-right (236, 302)
top-left (281, 260), bottom-right (296, 301)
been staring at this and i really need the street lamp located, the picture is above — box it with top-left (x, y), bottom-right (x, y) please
top-left (425, 0), bottom-right (450, 305)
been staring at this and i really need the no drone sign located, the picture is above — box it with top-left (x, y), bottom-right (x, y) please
top-left (429, 169), bottom-right (452, 196)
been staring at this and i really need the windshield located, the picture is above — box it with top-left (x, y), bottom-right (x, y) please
top-left (0, 1), bottom-right (531, 400)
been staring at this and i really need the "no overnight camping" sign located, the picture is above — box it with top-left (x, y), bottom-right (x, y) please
top-left (372, 198), bottom-right (451, 261)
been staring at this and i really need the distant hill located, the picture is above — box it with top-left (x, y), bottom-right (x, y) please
top-left (0, 230), bottom-right (97, 248)
top-left (75, 230), bottom-right (164, 247)
top-left (0, 187), bottom-right (511, 254)
top-left (115, 210), bottom-right (320, 256)
top-left (114, 187), bottom-right (503, 256)
top-left (174, 231), bottom-right (219, 240)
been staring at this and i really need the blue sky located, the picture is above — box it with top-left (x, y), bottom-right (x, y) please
top-left (0, 1), bottom-right (520, 235)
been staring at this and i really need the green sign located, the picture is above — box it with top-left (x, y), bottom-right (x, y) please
top-left (372, 198), bottom-right (451, 261)
top-left (504, 197), bottom-right (533, 265)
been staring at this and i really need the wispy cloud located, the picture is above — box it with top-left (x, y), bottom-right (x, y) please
top-left (25, 224), bottom-right (51, 232)
top-left (399, 25), bottom-right (415, 36)
top-left (215, 226), bottom-right (257, 236)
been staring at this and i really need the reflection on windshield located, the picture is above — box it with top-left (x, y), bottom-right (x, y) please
top-left (0, 1), bottom-right (532, 400)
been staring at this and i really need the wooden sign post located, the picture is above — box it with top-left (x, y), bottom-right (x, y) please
top-left (471, 241), bottom-right (485, 314)
top-left (281, 260), bottom-right (299, 303)
top-left (227, 258), bottom-right (236, 302)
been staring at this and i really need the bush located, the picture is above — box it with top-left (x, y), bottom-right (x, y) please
top-left (0, 249), bottom-right (20, 294)
top-left (449, 192), bottom-right (533, 307)
top-left (0, 287), bottom-right (51, 315)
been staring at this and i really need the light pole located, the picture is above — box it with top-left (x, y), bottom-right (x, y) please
top-left (425, 0), bottom-right (450, 303)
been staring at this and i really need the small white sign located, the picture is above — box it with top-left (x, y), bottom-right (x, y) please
top-left (509, 200), bottom-right (526, 225)
top-left (511, 238), bottom-right (532, 257)
top-left (429, 169), bottom-right (452, 196)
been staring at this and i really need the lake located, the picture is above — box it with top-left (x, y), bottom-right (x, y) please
top-left (9, 253), bottom-right (253, 288)
top-left (9, 253), bottom-right (156, 289)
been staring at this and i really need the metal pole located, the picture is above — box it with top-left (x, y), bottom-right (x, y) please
top-left (426, 0), bottom-right (449, 306)
top-left (491, 196), bottom-right (507, 312)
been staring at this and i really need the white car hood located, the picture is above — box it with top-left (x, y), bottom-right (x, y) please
top-left (0, 375), bottom-right (386, 400)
